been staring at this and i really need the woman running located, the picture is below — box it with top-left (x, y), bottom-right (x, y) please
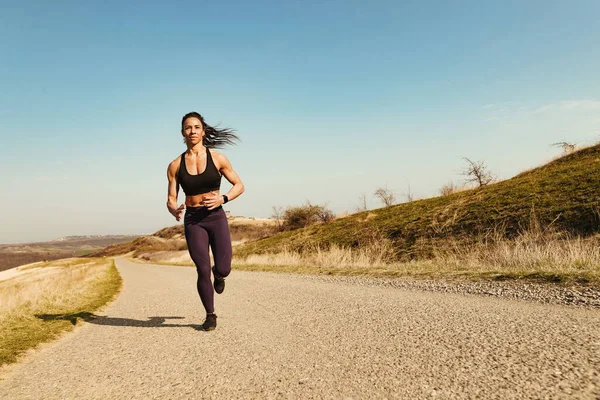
top-left (166, 112), bottom-right (244, 331)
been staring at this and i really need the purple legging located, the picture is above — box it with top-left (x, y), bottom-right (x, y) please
top-left (184, 206), bottom-right (232, 314)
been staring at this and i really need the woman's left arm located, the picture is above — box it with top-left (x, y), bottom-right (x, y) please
top-left (218, 153), bottom-right (245, 202)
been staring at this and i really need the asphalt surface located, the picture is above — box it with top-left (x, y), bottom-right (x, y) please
top-left (1, 258), bottom-right (599, 399)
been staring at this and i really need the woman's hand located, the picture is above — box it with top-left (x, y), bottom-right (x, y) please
top-left (202, 192), bottom-right (225, 210)
top-left (169, 204), bottom-right (185, 221)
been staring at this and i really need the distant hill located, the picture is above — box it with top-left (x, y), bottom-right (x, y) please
top-left (88, 217), bottom-right (277, 259)
top-left (235, 144), bottom-right (600, 260)
top-left (0, 235), bottom-right (140, 272)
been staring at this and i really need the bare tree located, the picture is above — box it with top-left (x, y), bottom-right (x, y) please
top-left (357, 193), bottom-right (368, 212)
top-left (462, 157), bottom-right (494, 187)
top-left (271, 205), bottom-right (284, 232)
top-left (552, 142), bottom-right (576, 154)
top-left (374, 186), bottom-right (396, 207)
top-left (405, 184), bottom-right (414, 203)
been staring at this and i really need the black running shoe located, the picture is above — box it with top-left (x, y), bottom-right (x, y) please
top-left (212, 266), bottom-right (225, 294)
top-left (202, 313), bottom-right (217, 331)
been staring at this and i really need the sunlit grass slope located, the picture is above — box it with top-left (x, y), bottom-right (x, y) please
top-left (0, 258), bottom-right (122, 366)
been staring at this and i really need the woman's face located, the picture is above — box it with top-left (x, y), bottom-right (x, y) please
top-left (182, 117), bottom-right (204, 145)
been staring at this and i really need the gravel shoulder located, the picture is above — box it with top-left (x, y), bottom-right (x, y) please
top-left (1, 258), bottom-right (599, 399)
top-left (298, 273), bottom-right (600, 308)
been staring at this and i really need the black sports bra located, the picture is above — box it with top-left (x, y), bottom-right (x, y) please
top-left (177, 147), bottom-right (222, 196)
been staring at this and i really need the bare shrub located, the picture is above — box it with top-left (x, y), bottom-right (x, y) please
top-left (552, 142), bottom-right (576, 154)
top-left (462, 157), bottom-right (494, 187)
top-left (282, 202), bottom-right (335, 231)
top-left (316, 205), bottom-right (335, 223)
top-left (439, 182), bottom-right (459, 196)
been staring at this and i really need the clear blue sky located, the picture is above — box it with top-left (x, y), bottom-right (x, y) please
top-left (1, 0), bottom-right (599, 243)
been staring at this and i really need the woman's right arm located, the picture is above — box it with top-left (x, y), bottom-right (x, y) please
top-left (166, 160), bottom-right (185, 221)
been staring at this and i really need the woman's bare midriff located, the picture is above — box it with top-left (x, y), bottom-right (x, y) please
top-left (185, 190), bottom-right (220, 207)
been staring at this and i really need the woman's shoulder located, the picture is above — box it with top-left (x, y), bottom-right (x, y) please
top-left (167, 154), bottom-right (183, 173)
top-left (209, 149), bottom-right (226, 162)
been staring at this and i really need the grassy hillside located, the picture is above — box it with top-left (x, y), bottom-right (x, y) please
top-left (236, 145), bottom-right (600, 260)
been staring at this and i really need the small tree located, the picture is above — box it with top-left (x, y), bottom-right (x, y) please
top-left (461, 157), bottom-right (493, 187)
top-left (374, 186), bottom-right (396, 207)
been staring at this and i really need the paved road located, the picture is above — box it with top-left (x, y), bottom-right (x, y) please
top-left (1, 258), bottom-right (599, 399)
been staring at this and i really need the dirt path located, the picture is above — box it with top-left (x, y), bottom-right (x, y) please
top-left (1, 258), bottom-right (599, 399)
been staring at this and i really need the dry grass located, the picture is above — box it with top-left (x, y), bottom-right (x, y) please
top-left (425, 230), bottom-right (600, 282)
top-left (0, 257), bottom-right (122, 366)
top-left (232, 229), bottom-right (600, 285)
top-left (238, 239), bottom-right (395, 269)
